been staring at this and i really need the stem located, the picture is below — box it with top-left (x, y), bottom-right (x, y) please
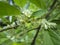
top-left (31, 25), bottom-right (41, 45)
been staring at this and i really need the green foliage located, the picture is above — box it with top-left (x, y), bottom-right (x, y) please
top-left (0, 1), bottom-right (20, 16)
top-left (43, 30), bottom-right (54, 45)
top-left (49, 30), bottom-right (60, 45)
top-left (31, 10), bottom-right (47, 19)
top-left (14, 0), bottom-right (27, 8)
top-left (0, 0), bottom-right (60, 45)
top-left (30, 0), bottom-right (46, 9)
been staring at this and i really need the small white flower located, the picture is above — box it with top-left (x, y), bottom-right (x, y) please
top-left (11, 36), bottom-right (15, 41)
top-left (41, 19), bottom-right (57, 29)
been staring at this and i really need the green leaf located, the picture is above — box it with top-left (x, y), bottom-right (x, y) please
top-left (31, 10), bottom-right (47, 19)
top-left (0, 1), bottom-right (20, 16)
top-left (29, 3), bottom-right (39, 11)
top-left (14, 0), bottom-right (27, 8)
top-left (13, 42), bottom-right (26, 45)
top-left (51, 20), bottom-right (60, 29)
top-left (43, 30), bottom-right (54, 45)
top-left (0, 39), bottom-right (13, 45)
top-left (29, 0), bottom-right (47, 9)
top-left (49, 9), bottom-right (60, 21)
top-left (48, 30), bottom-right (60, 45)
top-left (51, 20), bottom-right (60, 24)
top-left (0, 38), bottom-right (8, 44)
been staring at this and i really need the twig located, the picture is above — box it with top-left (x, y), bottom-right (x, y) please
top-left (49, 0), bottom-right (57, 10)
top-left (31, 25), bottom-right (41, 45)
top-left (19, 28), bottom-right (37, 36)
top-left (0, 25), bottom-right (19, 32)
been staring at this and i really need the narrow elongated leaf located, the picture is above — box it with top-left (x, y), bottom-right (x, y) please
top-left (0, 1), bottom-right (20, 16)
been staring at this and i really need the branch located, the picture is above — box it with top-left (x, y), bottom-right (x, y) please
top-left (0, 25), bottom-right (19, 32)
top-left (19, 28), bottom-right (37, 36)
top-left (31, 25), bottom-right (41, 45)
top-left (49, 0), bottom-right (57, 10)
top-left (45, 0), bottom-right (57, 19)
